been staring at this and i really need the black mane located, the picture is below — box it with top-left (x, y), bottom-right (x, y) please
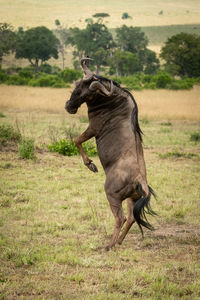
top-left (95, 75), bottom-right (143, 141)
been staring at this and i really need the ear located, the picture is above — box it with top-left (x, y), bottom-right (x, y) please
top-left (89, 80), bottom-right (114, 97)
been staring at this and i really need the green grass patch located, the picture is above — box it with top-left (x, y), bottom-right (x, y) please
top-left (160, 121), bottom-right (172, 126)
top-left (158, 149), bottom-right (199, 159)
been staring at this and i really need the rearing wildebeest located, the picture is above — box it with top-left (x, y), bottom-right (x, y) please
top-left (65, 57), bottom-right (156, 250)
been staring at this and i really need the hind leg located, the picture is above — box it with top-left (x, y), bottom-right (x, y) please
top-left (105, 199), bottom-right (126, 251)
top-left (118, 198), bottom-right (135, 245)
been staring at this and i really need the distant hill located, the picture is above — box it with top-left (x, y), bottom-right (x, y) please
top-left (141, 24), bottom-right (200, 46)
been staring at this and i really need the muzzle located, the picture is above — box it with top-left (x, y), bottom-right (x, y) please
top-left (65, 101), bottom-right (78, 114)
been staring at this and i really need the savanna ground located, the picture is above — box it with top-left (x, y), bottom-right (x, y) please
top-left (0, 85), bottom-right (200, 299)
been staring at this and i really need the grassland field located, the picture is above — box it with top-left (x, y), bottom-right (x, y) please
top-left (0, 84), bottom-right (200, 299)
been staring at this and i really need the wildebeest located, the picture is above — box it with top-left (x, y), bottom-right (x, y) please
top-left (65, 57), bottom-right (156, 250)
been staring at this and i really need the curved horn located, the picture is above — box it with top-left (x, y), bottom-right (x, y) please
top-left (89, 80), bottom-right (114, 97)
top-left (80, 57), bottom-right (94, 81)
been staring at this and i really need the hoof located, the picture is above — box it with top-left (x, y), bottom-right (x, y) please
top-left (87, 162), bottom-right (98, 173)
top-left (105, 245), bottom-right (110, 251)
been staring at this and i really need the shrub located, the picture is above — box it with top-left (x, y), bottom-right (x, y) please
top-left (5, 67), bottom-right (21, 75)
top-left (18, 138), bottom-right (36, 159)
top-left (6, 74), bottom-right (29, 86)
top-left (0, 112), bottom-right (6, 118)
top-left (111, 76), bottom-right (122, 85)
top-left (51, 65), bottom-right (61, 74)
top-left (28, 74), bottom-right (67, 88)
top-left (93, 13), bottom-right (110, 18)
top-left (48, 139), bottom-right (79, 156)
top-left (121, 75), bottom-right (143, 90)
top-left (0, 70), bottom-right (9, 83)
top-left (153, 72), bottom-right (173, 88)
top-left (193, 77), bottom-right (200, 85)
top-left (39, 63), bottom-right (52, 74)
top-left (18, 68), bottom-right (33, 79)
top-left (122, 12), bottom-right (131, 19)
top-left (83, 141), bottom-right (97, 156)
top-left (190, 132), bottom-right (200, 142)
top-left (0, 123), bottom-right (21, 147)
top-left (48, 139), bottom-right (97, 156)
top-left (168, 78), bottom-right (193, 90)
top-left (143, 82), bottom-right (157, 89)
top-left (59, 68), bottom-right (82, 83)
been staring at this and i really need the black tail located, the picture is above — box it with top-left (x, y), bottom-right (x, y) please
top-left (133, 185), bottom-right (157, 236)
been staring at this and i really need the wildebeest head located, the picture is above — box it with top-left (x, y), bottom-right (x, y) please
top-left (65, 58), bottom-right (114, 114)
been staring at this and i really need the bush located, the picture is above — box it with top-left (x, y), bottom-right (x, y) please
top-left (48, 139), bottom-right (97, 156)
top-left (143, 82), bottom-right (157, 89)
top-left (122, 12), bottom-right (131, 19)
top-left (193, 77), bottom-right (200, 85)
top-left (59, 68), bottom-right (82, 83)
top-left (0, 123), bottom-right (21, 147)
top-left (120, 75), bottom-right (143, 90)
top-left (93, 13), bottom-right (110, 18)
top-left (82, 141), bottom-right (98, 156)
top-left (6, 74), bottom-right (29, 86)
top-left (28, 74), bottom-right (67, 88)
top-left (18, 138), bottom-right (36, 159)
top-left (48, 139), bottom-right (79, 156)
top-left (190, 132), bottom-right (200, 142)
top-left (39, 63), bottom-right (52, 74)
top-left (0, 69), bottom-right (9, 83)
top-left (0, 112), bottom-right (6, 118)
top-left (18, 68), bottom-right (34, 79)
top-left (153, 72), bottom-right (173, 88)
top-left (168, 78), bottom-right (194, 90)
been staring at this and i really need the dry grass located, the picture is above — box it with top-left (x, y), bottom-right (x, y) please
top-left (0, 85), bottom-right (200, 120)
top-left (0, 0), bottom-right (200, 29)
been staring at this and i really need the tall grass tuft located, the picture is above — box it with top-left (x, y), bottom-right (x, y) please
top-left (18, 137), bottom-right (36, 159)
top-left (0, 112), bottom-right (6, 118)
top-left (190, 132), bottom-right (200, 143)
top-left (0, 123), bottom-right (21, 147)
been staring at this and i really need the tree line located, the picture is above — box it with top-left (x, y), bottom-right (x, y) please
top-left (0, 20), bottom-right (200, 78)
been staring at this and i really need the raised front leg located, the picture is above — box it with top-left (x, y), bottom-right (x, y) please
top-left (75, 127), bottom-right (98, 173)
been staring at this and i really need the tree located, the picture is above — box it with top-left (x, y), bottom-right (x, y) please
top-left (139, 48), bottom-right (160, 74)
top-left (109, 50), bottom-right (140, 76)
top-left (15, 26), bottom-right (60, 72)
top-left (0, 23), bottom-right (16, 66)
top-left (160, 33), bottom-right (200, 77)
top-left (69, 20), bottom-right (115, 74)
top-left (122, 12), bottom-right (131, 19)
top-left (54, 20), bottom-right (71, 69)
top-left (92, 13), bottom-right (110, 18)
top-left (115, 25), bottom-right (159, 74)
top-left (116, 25), bottom-right (148, 55)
